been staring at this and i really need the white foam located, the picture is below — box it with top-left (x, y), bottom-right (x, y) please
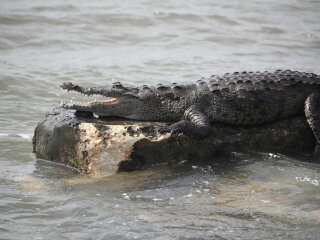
top-left (295, 176), bottom-right (320, 186)
top-left (18, 134), bottom-right (32, 140)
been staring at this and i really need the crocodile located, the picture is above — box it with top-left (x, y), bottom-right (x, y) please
top-left (60, 70), bottom-right (320, 155)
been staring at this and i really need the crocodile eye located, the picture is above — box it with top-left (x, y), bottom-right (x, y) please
top-left (112, 82), bottom-right (122, 87)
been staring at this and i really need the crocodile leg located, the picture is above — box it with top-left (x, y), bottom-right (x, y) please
top-left (305, 93), bottom-right (320, 157)
top-left (159, 105), bottom-right (211, 139)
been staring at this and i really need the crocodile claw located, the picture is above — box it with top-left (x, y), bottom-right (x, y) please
top-left (168, 131), bottom-right (180, 142)
top-left (158, 125), bottom-right (180, 142)
top-left (158, 125), bottom-right (171, 134)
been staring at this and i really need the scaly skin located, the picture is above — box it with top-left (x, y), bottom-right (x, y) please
top-left (60, 70), bottom-right (320, 155)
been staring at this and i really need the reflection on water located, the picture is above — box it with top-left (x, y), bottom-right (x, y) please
top-left (1, 0), bottom-right (320, 239)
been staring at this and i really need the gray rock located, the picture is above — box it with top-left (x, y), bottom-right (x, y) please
top-left (33, 107), bottom-right (315, 175)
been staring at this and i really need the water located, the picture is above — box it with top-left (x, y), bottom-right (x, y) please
top-left (1, 0), bottom-right (320, 239)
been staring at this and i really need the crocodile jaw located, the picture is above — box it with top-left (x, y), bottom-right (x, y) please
top-left (61, 97), bottom-right (120, 111)
top-left (60, 96), bottom-right (144, 119)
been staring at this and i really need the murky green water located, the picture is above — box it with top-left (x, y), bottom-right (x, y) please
top-left (1, 0), bottom-right (320, 239)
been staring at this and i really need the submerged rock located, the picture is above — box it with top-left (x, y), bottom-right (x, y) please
top-left (33, 107), bottom-right (315, 175)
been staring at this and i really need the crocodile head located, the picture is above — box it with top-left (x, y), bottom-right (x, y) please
top-left (60, 82), bottom-right (155, 120)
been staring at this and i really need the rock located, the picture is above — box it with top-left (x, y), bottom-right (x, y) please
top-left (33, 107), bottom-right (315, 175)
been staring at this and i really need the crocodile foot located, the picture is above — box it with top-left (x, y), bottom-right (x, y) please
top-left (158, 125), bottom-right (180, 142)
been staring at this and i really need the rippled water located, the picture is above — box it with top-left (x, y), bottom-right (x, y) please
top-left (1, 0), bottom-right (320, 239)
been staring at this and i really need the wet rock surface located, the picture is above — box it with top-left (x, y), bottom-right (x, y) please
top-left (33, 107), bottom-right (315, 175)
